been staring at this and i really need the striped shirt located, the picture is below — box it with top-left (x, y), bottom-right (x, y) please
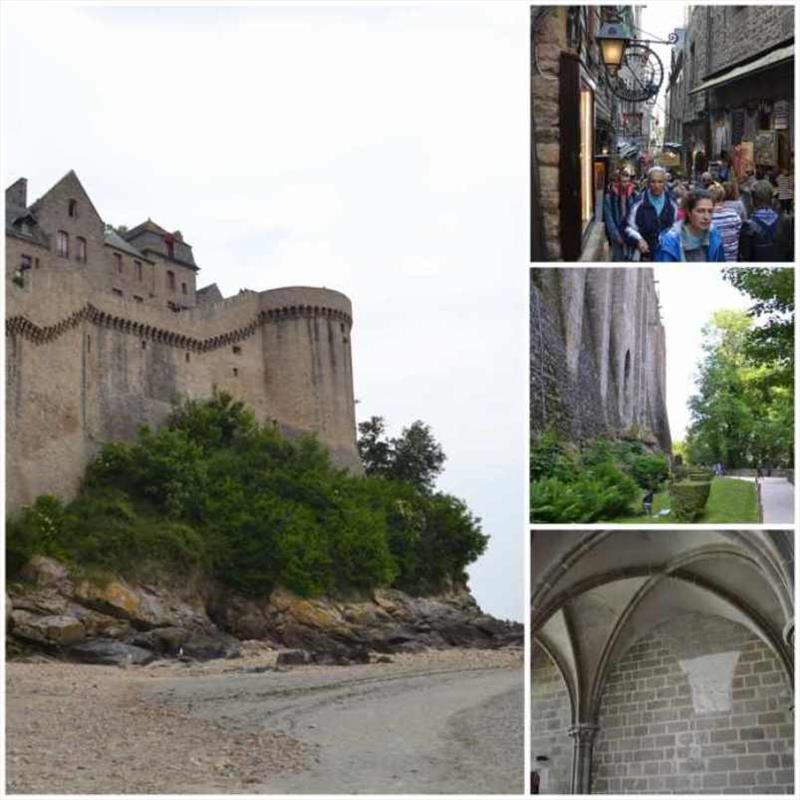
top-left (712, 206), bottom-right (742, 262)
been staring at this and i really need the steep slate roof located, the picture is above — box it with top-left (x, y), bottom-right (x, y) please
top-left (123, 218), bottom-right (169, 240)
top-left (104, 227), bottom-right (152, 261)
top-left (5, 202), bottom-right (50, 249)
top-left (196, 283), bottom-right (224, 304)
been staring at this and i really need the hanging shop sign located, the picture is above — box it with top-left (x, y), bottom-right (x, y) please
top-left (604, 43), bottom-right (665, 103)
top-left (774, 100), bottom-right (790, 131)
top-left (731, 109), bottom-right (745, 144)
top-left (754, 131), bottom-right (778, 166)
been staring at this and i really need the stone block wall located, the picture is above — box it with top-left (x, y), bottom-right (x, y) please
top-left (531, 7), bottom-right (568, 260)
top-left (531, 642), bottom-right (573, 794)
top-left (592, 615), bottom-right (794, 794)
top-left (693, 6), bottom-right (794, 77)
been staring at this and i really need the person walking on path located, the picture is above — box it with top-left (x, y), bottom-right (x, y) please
top-left (655, 189), bottom-right (725, 262)
top-left (625, 167), bottom-right (678, 261)
top-left (603, 167), bottom-right (637, 261)
top-left (738, 180), bottom-right (793, 261)
top-left (710, 183), bottom-right (742, 263)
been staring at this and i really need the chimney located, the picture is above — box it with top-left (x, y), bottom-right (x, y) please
top-left (6, 177), bottom-right (27, 209)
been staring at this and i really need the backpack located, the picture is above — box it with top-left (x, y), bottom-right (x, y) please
top-left (742, 215), bottom-right (778, 261)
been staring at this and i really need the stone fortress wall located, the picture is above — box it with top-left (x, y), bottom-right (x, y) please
top-left (6, 171), bottom-right (360, 511)
top-left (530, 267), bottom-right (671, 452)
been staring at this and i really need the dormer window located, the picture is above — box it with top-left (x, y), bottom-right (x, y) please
top-left (68, 199), bottom-right (77, 218)
top-left (164, 232), bottom-right (175, 259)
top-left (57, 230), bottom-right (69, 258)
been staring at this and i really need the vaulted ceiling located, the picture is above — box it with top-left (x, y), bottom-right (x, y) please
top-left (532, 530), bottom-right (794, 723)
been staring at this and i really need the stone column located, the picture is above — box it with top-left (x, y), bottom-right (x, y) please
top-left (569, 723), bottom-right (598, 794)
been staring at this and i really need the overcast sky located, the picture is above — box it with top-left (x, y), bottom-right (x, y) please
top-left (1, 2), bottom-right (528, 620)
top-left (654, 266), bottom-right (753, 443)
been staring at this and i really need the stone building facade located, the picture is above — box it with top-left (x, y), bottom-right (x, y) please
top-left (531, 530), bottom-right (795, 794)
top-left (530, 267), bottom-right (670, 452)
top-left (6, 171), bottom-right (361, 511)
top-left (665, 6), bottom-right (794, 177)
top-left (531, 6), bottom-right (654, 261)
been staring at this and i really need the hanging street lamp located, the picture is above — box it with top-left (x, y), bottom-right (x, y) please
top-left (597, 16), bottom-right (678, 103)
top-left (596, 20), bottom-right (631, 74)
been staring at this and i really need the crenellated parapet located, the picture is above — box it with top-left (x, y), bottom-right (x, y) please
top-left (7, 299), bottom-right (352, 352)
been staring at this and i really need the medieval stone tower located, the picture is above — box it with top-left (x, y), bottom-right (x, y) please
top-left (530, 267), bottom-right (671, 452)
top-left (6, 171), bottom-right (361, 510)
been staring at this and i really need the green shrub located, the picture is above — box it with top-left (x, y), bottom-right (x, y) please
top-left (630, 454), bottom-right (670, 490)
top-left (671, 464), bottom-right (689, 481)
top-left (531, 431), bottom-right (579, 482)
top-left (532, 464), bottom-right (639, 523)
top-left (669, 480), bottom-right (712, 521)
top-left (7, 395), bottom-right (485, 598)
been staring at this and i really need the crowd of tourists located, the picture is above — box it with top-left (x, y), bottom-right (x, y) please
top-left (603, 160), bottom-right (794, 262)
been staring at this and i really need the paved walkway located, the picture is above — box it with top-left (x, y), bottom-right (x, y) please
top-left (759, 477), bottom-right (795, 524)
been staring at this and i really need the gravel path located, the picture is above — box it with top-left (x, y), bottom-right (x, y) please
top-left (6, 648), bottom-right (523, 794)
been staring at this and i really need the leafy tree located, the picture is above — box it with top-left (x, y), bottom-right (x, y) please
top-left (723, 268), bottom-right (794, 385)
top-left (685, 309), bottom-right (793, 469)
top-left (358, 416), bottom-right (446, 491)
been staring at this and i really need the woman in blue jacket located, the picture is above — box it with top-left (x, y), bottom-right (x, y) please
top-left (655, 189), bottom-right (725, 262)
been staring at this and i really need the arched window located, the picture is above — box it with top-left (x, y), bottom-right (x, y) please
top-left (57, 230), bottom-right (69, 258)
top-left (68, 199), bottom-right (77, 218)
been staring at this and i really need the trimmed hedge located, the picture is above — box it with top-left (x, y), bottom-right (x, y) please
top-left (669, 480), bottom-right (712, 521)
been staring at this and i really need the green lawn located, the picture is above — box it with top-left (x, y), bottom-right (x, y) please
top-left (614, 477), bottom-right (759, 524)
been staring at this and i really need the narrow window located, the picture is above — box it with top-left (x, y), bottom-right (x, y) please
top-left (76, 237), bottom-right (87, 263)
top-left (112, 288), bottom-right (123, 298)
top-left (165, 234), bottom-right (175, 259)
top-left (181, 282), bottom-right (187, 295)
top-left (167, 270), bottom-right (176, 290)
top-left (20, 254), bottom-right (32, 271)
top-left (68, 199), bottom-right (77, 218)
top-left (57, 231), bottom-right (69, 258)
top-left (87, 335), bottom-right (91, 353)
top-left (135, 260), bottom-right (142, 280)
top-left (233, 367), bottom-right (239, 377)
top-left (114, 253), bottom-right (122, 273)
top-left (185, 352), bottom-right (190, 363)
top-left (141, 340), bottom-right (147, 349)
top-left (34, 257), bottom-right (40, 269)
top-left (133, 295), bottom-right (143, 303)
top-left (232, 345), bottom-right (242, 355)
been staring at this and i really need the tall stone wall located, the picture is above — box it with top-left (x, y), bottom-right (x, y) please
top-left (592, 615), bottom-right (794, 794)
top-left (530, 267), bottom-right (670, 451)
top-left (6, 266), bottom-right (360, 510)
top-left (531, 642), bottom-right (573, 793)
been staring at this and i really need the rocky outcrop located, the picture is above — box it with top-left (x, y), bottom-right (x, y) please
top-left (7, 557), bottom-right (522, 665)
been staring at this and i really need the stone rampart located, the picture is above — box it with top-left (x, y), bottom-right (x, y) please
top-left (530, 267), bottom-right (671, 451)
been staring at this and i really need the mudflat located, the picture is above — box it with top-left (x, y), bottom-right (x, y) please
top-left (6, 647), bottom-right (523, 794)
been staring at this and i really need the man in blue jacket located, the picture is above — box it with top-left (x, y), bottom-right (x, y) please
top-left (624, 167), bottom-right (678, 260)
top-left (603, 167), bottom-right (637, 261)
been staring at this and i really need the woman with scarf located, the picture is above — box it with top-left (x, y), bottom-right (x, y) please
top-left (655, 189), bottom-right (725, 262)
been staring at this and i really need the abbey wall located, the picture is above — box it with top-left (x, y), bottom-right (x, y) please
top-left (530, 267), bottom-right (671, 452)
top-left (6, 171), bottom-right (360, 510)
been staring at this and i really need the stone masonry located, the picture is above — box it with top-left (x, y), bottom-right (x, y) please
top-left (530, 267), bottom-right (670, 451)
top-left (6, 171), bottom-right (361, 511)
top-left (531, 641), bottom-right (573, 793)
top-left (592, 615), bottom-right (794, 794)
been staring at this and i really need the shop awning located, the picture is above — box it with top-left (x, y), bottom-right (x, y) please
top-left (689, 43), bottom-right (794, 94)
